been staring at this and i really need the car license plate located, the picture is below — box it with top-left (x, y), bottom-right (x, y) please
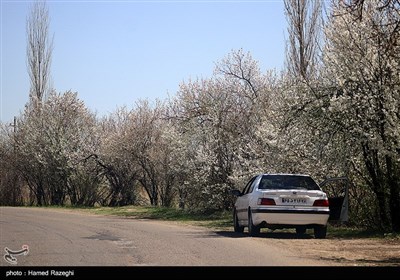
top-left (281, 197), bottom-right (306, 204)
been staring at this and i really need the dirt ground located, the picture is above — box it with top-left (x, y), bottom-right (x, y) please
top-left (256, 231), bottom-right (400, 266)
top-left (50, 208), bottom-right (400, 266)
top-left (173, 218), bottom-right (400, 267)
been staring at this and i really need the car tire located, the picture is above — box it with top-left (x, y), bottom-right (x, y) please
top-left (248, 210), bottom-right (260, 237)
top-left (233, 210), bottom-right (244, 233)
top-left (314, 225), bottom-right (327, 239)
top-left (296, 226), bottom-right (307, 235)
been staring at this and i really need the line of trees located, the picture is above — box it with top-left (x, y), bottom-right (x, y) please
top-left (0, 0), bottom-right (399, 232)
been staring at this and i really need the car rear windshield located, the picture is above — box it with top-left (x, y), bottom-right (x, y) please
top-left (258, 175), bottom-right (321, 191)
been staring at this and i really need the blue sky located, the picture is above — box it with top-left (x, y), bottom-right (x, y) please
top-left (1, 0), bottom-right (287, 123)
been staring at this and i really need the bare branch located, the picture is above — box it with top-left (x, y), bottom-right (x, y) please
top-left (26, 0), bottom-right (54, 104)
top-left (284, 0), bottom-right (323, 81)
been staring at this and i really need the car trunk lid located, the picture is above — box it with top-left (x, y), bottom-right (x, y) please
top-left (260, 189), bottom-right (326, 206)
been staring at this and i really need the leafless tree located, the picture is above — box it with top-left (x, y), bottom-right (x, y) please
top-left (26, 0), bottom-right (54, 104)
top-left (284, 0), bottom-right (323, 80)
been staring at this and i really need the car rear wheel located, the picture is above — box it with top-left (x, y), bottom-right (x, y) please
top-left (233, 210), bottom-right (244, 233)
top-left (248, 211), bottom-right (260, 237)
top-left (296, 226), bottom-right (307, 235)
top-left (314, 225), bottom-right (327, 239)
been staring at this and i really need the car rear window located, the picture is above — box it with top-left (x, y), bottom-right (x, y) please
top-left (258, 175), bottom-right (321, 191)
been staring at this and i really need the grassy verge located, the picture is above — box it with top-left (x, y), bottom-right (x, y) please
top-left (327, 224), bottom-right (400, 239)
top-left (78, 205), bottom-right (233, 229)
top-left (35, 205), bottom-right (400, 239)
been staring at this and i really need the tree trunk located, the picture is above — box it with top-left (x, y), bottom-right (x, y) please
top-left (387, 155), bottom-right (400, 232)
top-left (362, 143), bottom-right (390, 229)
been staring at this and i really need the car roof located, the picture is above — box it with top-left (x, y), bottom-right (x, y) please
top-left (260, 173), bottom-right (311, 177)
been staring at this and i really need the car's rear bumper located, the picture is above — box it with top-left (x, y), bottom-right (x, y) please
top-left (251, 207), bottom-right (330, 226)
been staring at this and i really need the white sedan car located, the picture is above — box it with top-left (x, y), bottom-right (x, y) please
top-left (232, 174), bottom-right (330, 238)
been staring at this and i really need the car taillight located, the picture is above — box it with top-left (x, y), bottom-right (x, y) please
top-left (313, 199), bottom-right (329, 207)
top-left (258, 198), bottom-right (276, 205)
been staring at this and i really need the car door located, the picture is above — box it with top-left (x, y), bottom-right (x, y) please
top-left (235, 176), bottom-right (257, 221)
top-left (320, 177), bottom-right (349, 222)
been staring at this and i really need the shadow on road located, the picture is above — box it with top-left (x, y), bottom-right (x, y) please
top-left (214, 230), bottom-right (314, 239)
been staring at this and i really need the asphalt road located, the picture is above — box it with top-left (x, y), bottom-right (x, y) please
top-left (0, 207), bottom-right (334, 266)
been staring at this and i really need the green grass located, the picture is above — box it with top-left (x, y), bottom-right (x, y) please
top-left (79, 205), bottom-right (233, 229)
top-left (83, 206), bottom-right (399, 239)
top-left (327, 224), bottom-right (400, 239)
top-left (26, 205), bottom-right (400, 239)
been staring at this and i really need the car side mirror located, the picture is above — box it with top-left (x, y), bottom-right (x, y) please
top-left (230, 189), bottom-right (242, 197)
